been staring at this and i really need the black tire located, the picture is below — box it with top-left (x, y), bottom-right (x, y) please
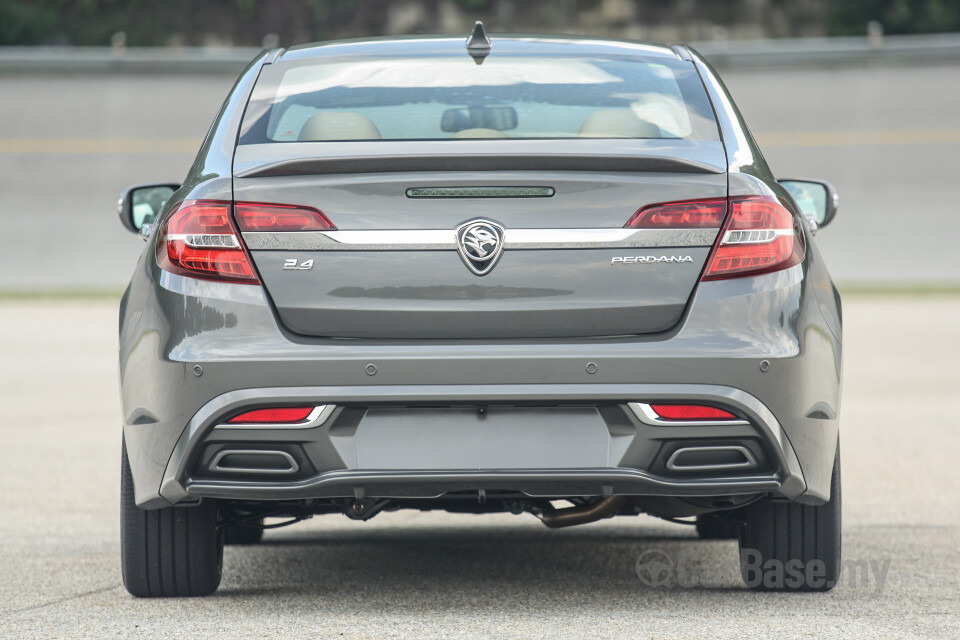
top-left (739, 444), bottom-right (841, 592)
top-left (121, 438), bottom-right (223, 597)
top-left (224, 520), bottom-right (264, 545)
top-left (695, 513), bottom-right (742, 540)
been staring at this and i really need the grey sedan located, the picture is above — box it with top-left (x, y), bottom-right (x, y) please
top-left (117, 23), bottom-right (842, 596)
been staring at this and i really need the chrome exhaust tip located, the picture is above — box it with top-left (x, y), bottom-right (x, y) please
top-left (208, 449), bottom-right (300, 475)
top-left (666, 445), bottom-right (757, 472)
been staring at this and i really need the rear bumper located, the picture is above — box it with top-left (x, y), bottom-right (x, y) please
top-left (120, 261), bottom-right (841, 509)
top-left (156, 383), bottom-right (804, 506)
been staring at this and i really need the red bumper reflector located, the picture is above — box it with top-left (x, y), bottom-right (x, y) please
top-left (227, 407), bottom-right (314, 424)
top-left (649, 404), bottom-right (737, 421)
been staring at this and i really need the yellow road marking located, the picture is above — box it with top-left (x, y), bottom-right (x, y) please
top-left (0, 129), bottom-right (958, 154)
top-left (756, 128), bottom-right (960, 148)
top-left (0, 138), bottom-right (200, 154)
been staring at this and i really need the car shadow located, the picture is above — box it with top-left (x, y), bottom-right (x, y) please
top-left (216, 519), bottom-right (751, 605)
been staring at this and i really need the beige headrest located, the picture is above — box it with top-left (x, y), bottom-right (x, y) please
top-left (578, 110), bottom-right (661, 138)
top-left (298, 112), bottom-right (382, 141)
top-left (451, 128), bottom-right (509, 139)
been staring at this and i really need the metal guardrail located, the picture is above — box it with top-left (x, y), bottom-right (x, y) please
top-left (0, 45), bottom-right (264, 74)
top-left (0, 33), bottom-right (958, 74)
top-left (693, 33), bottom-right (960, 68)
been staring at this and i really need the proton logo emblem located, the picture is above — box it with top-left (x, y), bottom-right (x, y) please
top-left (455, 219), bottom-right (505, 276)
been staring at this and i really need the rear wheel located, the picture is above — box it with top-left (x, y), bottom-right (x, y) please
top-left (738, 444), bottom-right (841, 591)
top-left (121, 438), bottom-right (223, 597)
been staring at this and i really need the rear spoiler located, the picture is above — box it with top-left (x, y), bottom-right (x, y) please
top-left (235, 153), bottom-right (724, 178)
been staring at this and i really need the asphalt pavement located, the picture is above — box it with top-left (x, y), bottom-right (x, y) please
top-left (0, 62), bottom-right (959, 289)
top-left (0, 296), bottom-right (957, 638)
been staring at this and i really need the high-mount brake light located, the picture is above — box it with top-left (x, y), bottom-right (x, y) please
top-left (702, 196), bottom-right (804, 280)
top-left (156, 200), bottom-right (259, 283)
top-left (649, 404), bottom-right (738, 421)
top-left (234, 202), bottom-right (335, 232)
top-left (624, 199), bottom-right (727, 229)
top-left (227, 407), bottom-right (315, 424)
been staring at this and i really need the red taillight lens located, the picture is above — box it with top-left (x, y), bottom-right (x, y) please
top-left (227, 407), bottom-right (315, 424)
top-left (702, 196), bottom-right (804, 280)
top-left (649, 404), bottom-right (737, 421)
top-left (156, 200), bottom-right (259, 283)
top-left (625, 199), bottom-right (727, 229)
top-left (235, 202), bottom-right (335, 232)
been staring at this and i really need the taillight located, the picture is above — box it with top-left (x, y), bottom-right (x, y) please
top-left (625, 198), bottom-right (727, 228)
top-left (234, 202), bottom-right (335, 231)
top-left (649, 404), bottom-right (738, 421)
top-left (702, 196), bottom-right (804, 280)
top-left (156, 200), bottom-right (259, 283)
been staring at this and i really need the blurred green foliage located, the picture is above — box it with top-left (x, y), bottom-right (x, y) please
top-left (0, 1), bottom-right (56, 44)
top-left (827, 0), bottom-right (960, 36)
top-left (0, 0), bottom-right (956, 46)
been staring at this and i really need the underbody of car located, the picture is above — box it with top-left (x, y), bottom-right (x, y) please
top-left (117, 26), bottom-right (842, 596)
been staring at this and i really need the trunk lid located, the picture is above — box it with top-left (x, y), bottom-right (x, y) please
top-left (233, 140), bottom-right (726, 340)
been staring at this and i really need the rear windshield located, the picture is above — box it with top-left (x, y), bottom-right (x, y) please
top-left (239, 54), bottom-right (719, 144)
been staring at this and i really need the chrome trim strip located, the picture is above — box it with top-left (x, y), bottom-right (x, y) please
top-left (506, 228), bottom-right (718, 249)
top-left (665, 446), bottom-right (757, 472)
top-left (208, 449), bottom-right (300, 475)
top-left (214, 404), bottom-right (334, 430)
top-left (242, 228), bottom-right (719, 251)
top-left (628, 402), bottom-right (750, 427)
top-left (244, 230), bottom-right (452, 251)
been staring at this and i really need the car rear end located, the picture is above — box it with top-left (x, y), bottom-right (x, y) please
top-left (119, 36), bottom-right (842, 596)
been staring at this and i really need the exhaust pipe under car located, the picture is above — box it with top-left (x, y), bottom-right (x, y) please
top-left (531, 496), bottom-right (628, 529)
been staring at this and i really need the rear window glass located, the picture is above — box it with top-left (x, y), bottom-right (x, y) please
top-left (239, 54), bottom-right (719, 144)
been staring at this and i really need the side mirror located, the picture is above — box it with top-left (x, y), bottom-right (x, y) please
top-left (117, 183), bottom-right (180, 236)
top-left (778, 179), bottom-right (839, 232)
